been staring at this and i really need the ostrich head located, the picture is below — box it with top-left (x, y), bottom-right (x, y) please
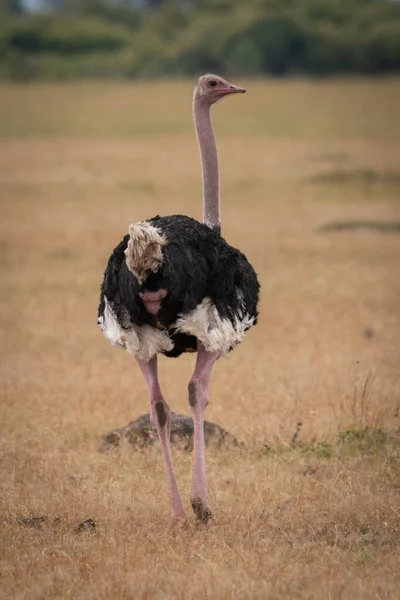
top-left (194, 74), bottom-right (246, 104)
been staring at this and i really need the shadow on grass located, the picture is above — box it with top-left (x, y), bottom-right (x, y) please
top-left (310, 168), bottom-right (400, 186)
top-left (317, 220), bottom-right (400, 234)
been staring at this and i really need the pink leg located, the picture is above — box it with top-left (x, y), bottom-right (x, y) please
top-left (188, 342), bottom-right (219, 522)
top-left (136, 355), bottom-right (186, 522)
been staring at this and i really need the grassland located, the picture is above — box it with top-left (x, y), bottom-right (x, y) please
top-left (0, 78), bottom-right (400, 600)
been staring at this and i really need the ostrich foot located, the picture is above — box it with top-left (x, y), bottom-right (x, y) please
top-left (191, 498), bottom-right (214, 524)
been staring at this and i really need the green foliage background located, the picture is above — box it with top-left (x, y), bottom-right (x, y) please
top-left (1, 0), bottom-right (400, 80)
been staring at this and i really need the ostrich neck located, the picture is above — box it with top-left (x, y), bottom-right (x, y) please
top-left (193, 98), bottom-right (220, 232)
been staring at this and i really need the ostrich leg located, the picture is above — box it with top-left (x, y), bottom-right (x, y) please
top-left (136, 355), bottom-right (187, 522)
top-left (188, 342), bottom-right (219, 523)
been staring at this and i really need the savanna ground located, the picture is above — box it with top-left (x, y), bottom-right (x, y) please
top-left (0, 78), bottom-right (400, 599)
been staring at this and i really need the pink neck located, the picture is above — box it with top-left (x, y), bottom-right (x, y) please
top-left (193, 97), bottom-right (220, 232)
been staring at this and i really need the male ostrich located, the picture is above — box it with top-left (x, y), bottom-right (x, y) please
top-left (98, 74), bottom-right (260, 523)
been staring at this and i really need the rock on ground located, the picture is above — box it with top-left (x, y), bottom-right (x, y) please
top-left (100, 413), bottom-right (238, 452)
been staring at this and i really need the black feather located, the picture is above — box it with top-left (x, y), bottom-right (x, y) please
top-left (98, 215), bottom-right (260, 357)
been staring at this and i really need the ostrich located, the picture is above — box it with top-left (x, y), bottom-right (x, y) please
top-left (98, 74), bottom-right (260, 523)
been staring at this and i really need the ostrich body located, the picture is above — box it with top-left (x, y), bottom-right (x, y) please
top-left (98, 75), bottom-right (260, 523)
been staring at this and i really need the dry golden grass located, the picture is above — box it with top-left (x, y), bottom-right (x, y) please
top-left (0, 78), bottom-right (400, 599)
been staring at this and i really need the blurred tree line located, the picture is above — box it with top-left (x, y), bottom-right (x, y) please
top-left (0, 0), bottom-right (399, 80)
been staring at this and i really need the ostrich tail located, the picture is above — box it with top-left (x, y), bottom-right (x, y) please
top-left (124, 221), bottom-right (167, 285)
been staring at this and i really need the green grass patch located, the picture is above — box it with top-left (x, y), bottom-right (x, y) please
top-left (263, 425), bottom-right (399, 459)
top-left (0, 79), bottom-right (399, 139)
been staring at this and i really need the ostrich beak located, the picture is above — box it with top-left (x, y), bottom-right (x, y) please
top-left (222, 84), bottom-right (246, 94)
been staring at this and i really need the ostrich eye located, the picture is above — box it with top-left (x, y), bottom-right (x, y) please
top-left (208, 80), bottom-right (218, 87)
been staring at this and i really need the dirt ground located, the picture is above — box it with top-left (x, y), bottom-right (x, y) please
top-left (0, 78), bottom-right (399, 599)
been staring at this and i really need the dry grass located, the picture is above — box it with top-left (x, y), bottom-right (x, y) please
top-left (0, 78), bottom-right (400, 599)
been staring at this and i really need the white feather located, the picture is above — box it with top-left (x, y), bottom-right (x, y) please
top-left (174, 296), bottom-right (254, 356)
top-left (99, 298), bottom-right (173, 361)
